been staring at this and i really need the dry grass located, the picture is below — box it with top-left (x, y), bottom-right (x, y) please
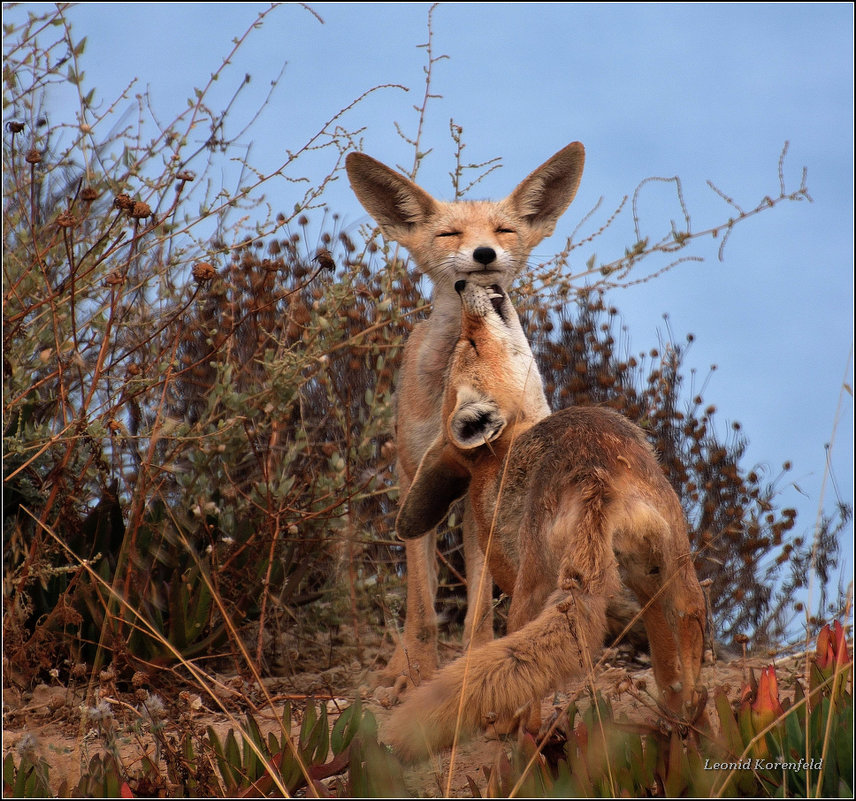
top-left (3, 4), bottom-right (850, 796)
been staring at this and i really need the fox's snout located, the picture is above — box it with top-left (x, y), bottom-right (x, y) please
top-left (472, 246), bottom-right (497, 266)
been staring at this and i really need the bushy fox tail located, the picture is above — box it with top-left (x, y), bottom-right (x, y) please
top-left (384, 589), bottom-right (608, 762)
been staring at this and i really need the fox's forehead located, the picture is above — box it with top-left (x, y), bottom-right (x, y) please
top-left (431, 199), bottom-right (517, 229)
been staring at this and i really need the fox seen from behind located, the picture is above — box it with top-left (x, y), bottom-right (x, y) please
top-left (345, 143), bottom-right (585, 692)
top-left (385, 281), bottom-right (707, 761)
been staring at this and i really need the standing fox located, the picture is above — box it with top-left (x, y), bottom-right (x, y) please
top-left (385, 281), bottom-right (707, 761)
top-left (346, 144), bottom-right (585, 693)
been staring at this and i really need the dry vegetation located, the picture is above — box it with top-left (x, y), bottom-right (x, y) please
top-left (3, 4), bottom-right (851, 797)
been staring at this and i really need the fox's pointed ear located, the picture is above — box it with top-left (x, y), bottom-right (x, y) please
top-left (507, 141), bottom-right (584, 240)
top-left (396, 437), bottom-right (470, 540)
top-left (345, 152), bottom-right (438, 243)
top-left (449, 396), bottom-right (507, 449)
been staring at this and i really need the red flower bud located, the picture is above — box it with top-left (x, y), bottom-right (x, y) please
top-left (752, 666), bottom-right (784, 725)
top-left (816, 621), bottom-right (851, 672)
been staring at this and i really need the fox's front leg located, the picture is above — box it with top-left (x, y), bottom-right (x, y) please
top-left (462, 501), bottom-right (494, 651)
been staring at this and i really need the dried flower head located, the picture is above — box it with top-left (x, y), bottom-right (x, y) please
top-left (56, 211), bottom-right (77, 229)
top-left (130, 201), bottom-right (151, 219)
top-left (192, 262), bottom-right (216, 283)
top-left (15, 733), bottom-right (38, 759)
top-left (314, 248), bottom-right (336, 272)
top-left (113, 193), bottom-right (134, 211)
top-left (104, 272), bottom-right (125, 287)
top-left (25, 148), bottom-right (42, 164)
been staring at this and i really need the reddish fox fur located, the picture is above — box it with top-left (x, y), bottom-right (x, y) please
top-left (345, 145), bottom-right (584, 691)
top-left (385, 282), bottom-right (707, 761)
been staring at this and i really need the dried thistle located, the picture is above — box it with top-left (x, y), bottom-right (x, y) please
top-left (192, 262), bottom-right (216, 283)
top-left (113, 193), bottom-right (133, 211)
top-left (103, 272), bottom-right (125, 287)
top-left (56, 211), bottom-right (77, 229)
top-left (314, 248), bottom-right (336, 272)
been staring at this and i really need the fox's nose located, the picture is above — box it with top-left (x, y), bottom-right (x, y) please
top-left (472, 247), bottom-right (496, 266)
top-left (454, 279), bottom-right (467, 294)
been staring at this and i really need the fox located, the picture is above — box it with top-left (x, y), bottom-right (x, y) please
top-left (345, 144), bottom-right (585, 694)
top-left (384, 281), bottom-right (707, 761)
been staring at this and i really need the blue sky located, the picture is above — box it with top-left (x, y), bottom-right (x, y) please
top-left (6, 3), bottom-right (853, 621)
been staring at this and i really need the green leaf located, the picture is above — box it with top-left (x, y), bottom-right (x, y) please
top-left (834, 698), bottom-right (853, 788)
top-left (783, 702), bottom-right (805, 759)
top-left (207, 726), bottom-right (236, 789)
top-left (331, 700), bottom-right (361, 755)
top-left (167, 568), bottom-right (188, 649)
top-left (299, 701), bottom-right (317, 751)
top-left (664, 732), bottom-right (689, 798)
top-left (104, 762), bottom-right (120, 798)
top-left (3, 753), bottom-right (15, 789)
top-left (242, 713), bottom-right (267, 781)
top-left (224, 730), bottom-right (242, 777)
top-left (12, 758), bottom-right (28, 798)
top-left (308, 703), bottom-right (329, 765)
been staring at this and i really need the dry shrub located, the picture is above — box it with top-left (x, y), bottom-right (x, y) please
top-left (3, 5), bottom-right (846, 696)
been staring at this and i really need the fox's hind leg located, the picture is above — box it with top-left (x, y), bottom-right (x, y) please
top-left (613, 505), bottom-right (705, 712)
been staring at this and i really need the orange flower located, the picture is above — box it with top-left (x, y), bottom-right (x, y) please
top-left (811, 621), bottom-right (851, 704)
top-left (819, 620), bottom-right (850, 669)
top-left (737, 666), bottom-right (785, 757)
top-left (816, 623), bottom-right (835, 670)
top-left (748, 665), bottom-right (784, 740)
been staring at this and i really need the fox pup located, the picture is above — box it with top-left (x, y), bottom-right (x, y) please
top-left (346, 144), bottom-right (585, 692)
top-left (385, 281), bottom-right (707, 761)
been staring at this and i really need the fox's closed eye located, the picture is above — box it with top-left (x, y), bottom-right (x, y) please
top-left (496, 227), bottom-right (515, 234)
top-left (437, 231), bottom-right (461, 238)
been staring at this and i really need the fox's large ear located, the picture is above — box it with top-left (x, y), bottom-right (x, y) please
top-left (345, 152), bottom-right (438, 243)
top-left (449, 396), bottom-right (507, 449)
top-left (506, 141), bottom-right (585, 240)
top-left (396, 437), bottom-right (470, 540)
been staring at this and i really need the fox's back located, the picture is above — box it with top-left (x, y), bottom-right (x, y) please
top-left (476, 406), bottom-right (682, 569)
top-left (511, 406), bottom-right (663, 490)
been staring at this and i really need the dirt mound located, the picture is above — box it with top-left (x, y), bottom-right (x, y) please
top-left (3, 641), bottom-right (778, 797)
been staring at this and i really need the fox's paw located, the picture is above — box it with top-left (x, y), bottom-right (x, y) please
top-left (482, 698), bottom-right (541, 739)
top-left (369, 642), bottom-right (437, 695)
top-left (371, 674), bottom-right (408, 707)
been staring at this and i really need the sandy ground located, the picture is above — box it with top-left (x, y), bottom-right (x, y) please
top-left (3, 633), bottom-right (792, 798)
